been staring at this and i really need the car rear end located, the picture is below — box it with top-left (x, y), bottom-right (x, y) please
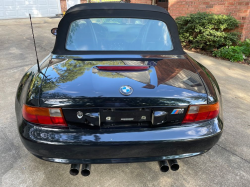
top-left (17, 57), bottom-right (223, 166)
top-left (15, 3), bottom-right (223, 175)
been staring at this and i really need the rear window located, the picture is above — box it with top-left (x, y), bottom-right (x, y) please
top-left (66, 18), bottom-right (173, 51)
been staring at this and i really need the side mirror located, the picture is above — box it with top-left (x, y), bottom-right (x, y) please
top-left (51, 28), bottom-right (58, 36)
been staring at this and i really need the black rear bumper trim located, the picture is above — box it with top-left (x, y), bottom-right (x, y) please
top-left (19, 118), bottom-right (222, 163)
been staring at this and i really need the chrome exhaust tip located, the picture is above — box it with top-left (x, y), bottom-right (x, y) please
top-left (158, 160), bottom-right (169, 172)
top-left (81, 164), bottom-right (91, 176)
top-left (69, 164), bottom-right (80, 176)
top-left (168, 159), bottom-right (179, 171)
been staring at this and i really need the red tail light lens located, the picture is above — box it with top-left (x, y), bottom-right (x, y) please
top-left (22, 105), bottom-right (67, 127)
top-left (182, 102), bottom-right (219, 124)
top-left (96, 66), bottom-right (149, 71)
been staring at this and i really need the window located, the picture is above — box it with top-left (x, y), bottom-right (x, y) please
top-left (66, 18), bottom-right (173, 51)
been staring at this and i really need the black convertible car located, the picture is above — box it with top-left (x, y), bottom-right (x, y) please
top-left (15, 3), bottom-right (223, 176)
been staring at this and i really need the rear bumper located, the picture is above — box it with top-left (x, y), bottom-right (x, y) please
top-left (19, 118), bottom-right (223, 164)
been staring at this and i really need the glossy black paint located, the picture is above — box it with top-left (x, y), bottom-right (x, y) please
top-left (186, 56), bottom-right (223, 121)
top-left (15, 55), bottom-right (51, 127)
top-left (38, 56), bottom-right (207, 108)
top-left (19, 117), bottom-right (222, 164)
top-left (15, 3), bottom-right (223, 165)
top-left (15, 53), bottom-right (223, 164)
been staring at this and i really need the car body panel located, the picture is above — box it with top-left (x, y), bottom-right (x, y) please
top-left (39, 56), bottom-right (207, 108)
top-left (20, 117), bottom-right (222, 164)
top-left (15, 53), bottom-right (223, 163)
top-left (15, 3), bottom-right (223, 164)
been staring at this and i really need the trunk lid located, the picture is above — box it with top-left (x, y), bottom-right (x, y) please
top-left (40, 57), bottom-right (207, 108)
top-left (39, 57), bottom-right (207, 128)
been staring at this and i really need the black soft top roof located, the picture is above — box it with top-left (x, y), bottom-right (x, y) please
top-left (66, 3), bottom-right (169, 14)
top-left (52, 3), bottom-right (184, 56)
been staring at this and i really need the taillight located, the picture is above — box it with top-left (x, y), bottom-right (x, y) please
top-left (182, 102), bottom-right (219, 123)
top-left (22, 105), bottom-right (67, 127)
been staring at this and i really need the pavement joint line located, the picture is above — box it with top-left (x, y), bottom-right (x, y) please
top-left (216, 144), bottom-right (250, 165)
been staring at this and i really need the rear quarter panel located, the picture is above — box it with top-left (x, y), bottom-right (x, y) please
top-left (15, 55), bottom-right (51, 127)
top-left (186, 55), bottom-right (223, 126)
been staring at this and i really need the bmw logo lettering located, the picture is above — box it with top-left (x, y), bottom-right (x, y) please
top-left (120, 85), bottom-right (133, 96)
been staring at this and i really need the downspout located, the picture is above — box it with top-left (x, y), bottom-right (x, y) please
top-left (152, 0), bottom-right (156, 5)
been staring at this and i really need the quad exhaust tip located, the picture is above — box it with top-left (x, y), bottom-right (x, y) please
top-left (158, 159), bottom-right (179, 172)
top-left (168, 159), bottom-right (179, 171)
top-left (158, 160), bottom-right (169, 172)
top-left (69, 164), bottom-right (80, 176)
top-left (70, 160), bottom-right (179, 176)
top-left (69, 164), bottom-right (91, 176)
top-left (81, 164), bottom-right (91, 176)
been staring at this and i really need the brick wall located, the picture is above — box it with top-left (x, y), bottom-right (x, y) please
top-left (60, 0), bottom-right (88, 13)
top-left (168, 0), bottom-right (250, 40)
top-left (242, 8), bottom-right (250, 40)
top-left (60, 0), bottom-right (151, 13)
top-left (60, 0), bottom-right (67, 13)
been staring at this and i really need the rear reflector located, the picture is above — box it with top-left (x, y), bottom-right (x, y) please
top-left (182, 102), bottom-right (219, 123)
top-left (22, 105), bottom-right (67, 127)
top-left (96, 66), bottom-right (149, 71)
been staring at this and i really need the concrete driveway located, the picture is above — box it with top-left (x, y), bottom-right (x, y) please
top-left (0, 18), bottom-right (250, 187)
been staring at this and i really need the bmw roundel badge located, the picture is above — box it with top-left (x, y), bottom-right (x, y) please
top-left (120, 85), bottom-right (133, 96)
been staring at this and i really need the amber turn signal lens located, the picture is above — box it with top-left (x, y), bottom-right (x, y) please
top-left (182, 102), bottom-right (219, 124)
top-left (22, 105), bottom-right (67, 127)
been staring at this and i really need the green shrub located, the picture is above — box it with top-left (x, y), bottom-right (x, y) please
top-left (239, 39), bottom-right (250, 57)
top-left (213, 46), bottom-right (244, 62)
top-left (176, 12), bottom-right (240, 50)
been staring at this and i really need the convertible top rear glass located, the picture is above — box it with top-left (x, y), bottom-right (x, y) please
top-left (52, 3), bottom-right (184, 55)
top-left (66, 18), bottom-right (173, 51)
